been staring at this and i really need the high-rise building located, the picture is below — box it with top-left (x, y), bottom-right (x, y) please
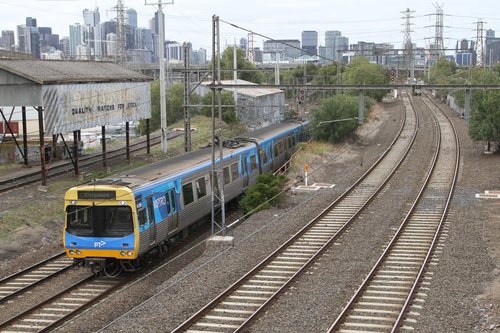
top-left (60, 36), bottom-right (70, 58)
top-left (17, 23), bottom-right (40, 58)
top-left (193, 47), bottom-right (207, 64)
top-left (301, 30), bottom-right (318, 55)
top-left (26, 17), bottom-right (37, 28)
top-left (335, 36), bottom-right (349, 62)
top-left (69, 23), bottom-right (84, 58)
top-left (83, 8), bottom-right (100, 27)
top-left (263, 39), bottom-right (301, 60)
top-left (127, 9), bottom-right (138, 28)
top-left (0, 30), bottom-right (15, 50)
top-left (166, 40), bottom-right (182, 61)
top-left (325, 30), bottom-right (341, 62)
top-left (485, 29), bottom-right (500, 65)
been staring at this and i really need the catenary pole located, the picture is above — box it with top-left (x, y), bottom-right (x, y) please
top-left (145, 0), bottom-right (174, 153)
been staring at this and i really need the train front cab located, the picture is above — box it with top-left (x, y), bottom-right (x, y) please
top-left (63, 186), bottom-right (139, 272)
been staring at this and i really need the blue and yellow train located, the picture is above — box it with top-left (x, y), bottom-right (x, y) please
top-left (63, 120), bottom-right (309, 275)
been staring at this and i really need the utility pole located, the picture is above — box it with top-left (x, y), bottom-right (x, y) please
top-left (211, 15), bottom-right (226, 235)
top-left (275, 51), bottom-right (280, 85)
top-left (145, 0), bottom-right (174, 153)
top-left (183, 42), bottom-right (191, 152)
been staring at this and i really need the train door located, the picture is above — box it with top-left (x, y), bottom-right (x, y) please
top-left (166, 189), bottom-right (178, 234)
top-left (241, 155), bottom-right (249, 188)
top-left (146, 196), bottom-right (156, 246)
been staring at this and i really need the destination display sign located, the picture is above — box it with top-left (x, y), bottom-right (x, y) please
top-left (77, 190), bottom-right (116, 200)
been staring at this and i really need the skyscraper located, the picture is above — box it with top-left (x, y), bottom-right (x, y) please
top-left (0, 30), bottom-right (15, 50)
top-left (83, 8), bottom-right (100, 27)
top-left (69, 23), bottom-right (84, 58)
top-left (127, 9), bottom-right (138, 28)
top-left (335, 36), bottom-right (349, 62)
top-left (325, 30), bottom-right (341, 61)
top-left (301, 31), bottom-right (318, 55)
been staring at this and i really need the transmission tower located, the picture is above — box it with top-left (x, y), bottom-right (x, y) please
top-left (475, 20), bottom-right (485, 67)
top-left (401, 8), bottom-right (415, 82)
top-left (433, 3), bottom-right (445, 57)
top-left (247, 32), bottom-right (255, 64)
top-left (114, 0), bottom-right (126, 65)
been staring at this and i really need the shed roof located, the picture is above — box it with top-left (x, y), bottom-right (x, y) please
top-left (0, 59), bottom-right (151, 85)
top-left (202, 79), bottom-right (284, 98)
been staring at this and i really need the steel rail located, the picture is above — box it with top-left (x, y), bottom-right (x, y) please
top-left (327, 90), bottom-right (459, 333)
top-left (0, 133), bottom-right (165, 193)
top-left (390, 91), bottom-right (460, 332)
top-left (171, 91), bottom-right (419, 333)
top-left (0, 252), bottom-right (73, 303)
top-left (0, 274), bottom-right (126, 332)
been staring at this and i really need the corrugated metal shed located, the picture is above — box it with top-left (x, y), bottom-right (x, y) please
top-left (0, 59), bottom-right (151, 85)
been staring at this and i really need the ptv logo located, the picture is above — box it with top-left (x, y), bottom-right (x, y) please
top-left (94, 241), bottom-right (106, 248)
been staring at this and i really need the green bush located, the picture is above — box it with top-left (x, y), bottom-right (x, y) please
top-left (240, 173), bottom-right (289, 215)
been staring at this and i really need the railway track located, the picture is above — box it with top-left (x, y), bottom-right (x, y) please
top-left (0, 211), bottom-right (219, 333)
top-left (0, 253), bottom-right (73, 304)
top-left (0, 133), bottom-right (169, 193)
top-left (171, 91), bottom-right (420, 332)
top-left (0, 275), bottom-right (123, 333)
top-left (327, 91), bottom-right (459, 332)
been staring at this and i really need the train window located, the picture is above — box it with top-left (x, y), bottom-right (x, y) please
top-left (273, 142), bottom-right (279, 158)
top-left (223, 167), bottom-right (231, 185)
top-left (138, 208), bottom-right (147, 226)
top-left (196, 177), bottom-right (207, 198)
top-left (105, 206), bottom-right (134, 237)
top-left (250, 155), bottom-right (257, 171)
top-left (146, 197), bottom-right (155, 224)
top-left (231, 162), bottom-right (239, 180)
top-left (165, 189), bottom-right (176, 214)
top-left (66, 206), bottom-right (92, 236)
top-left (182, 182), bottom-right (194, 206)
top-left (287, 137), bottom-right (293, 149)
top-left (260, 149), bottom-right (268, 165)
top-left (66, 205), bottom-right (133, 237)
top-left (279, 141), bottom-right (285, 155)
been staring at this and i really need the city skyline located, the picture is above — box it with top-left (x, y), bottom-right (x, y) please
top-left (1, 0), bottom-right (499, 54)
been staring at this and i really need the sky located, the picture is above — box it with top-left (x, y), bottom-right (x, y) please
top-left (1, 0), bottom-right (499, 53)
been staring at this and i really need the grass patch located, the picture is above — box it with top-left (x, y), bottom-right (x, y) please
top-left (289, 141), bottom-right (334, 175)
top-left (1, 198), bottom-right (62, 235)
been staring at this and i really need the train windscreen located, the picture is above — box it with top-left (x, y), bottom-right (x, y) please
top-left (66, 206), bottom-right (133, 237)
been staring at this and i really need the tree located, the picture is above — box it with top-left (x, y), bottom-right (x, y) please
top-left (312, 62), bottom-right (339, 85)
top-left (310, 94), bottom-right (361, 143)
top-left (219, 47), bottom-right (265, 83)
top-left (429, 57), bottom-right (458, 84)
top-left (138, 81), bottom-right (200, 134)
top-left (343, 57), bottom-right (389, 101)
top-left (239, 173), bottom-right (289, 214)
top-left (199, 91), bottom-right (238, 124)
top-left (467, 69), bottom-right (500, 151)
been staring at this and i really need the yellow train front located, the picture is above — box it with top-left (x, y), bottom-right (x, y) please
top-left (63, 185), bottom-right (139, 275)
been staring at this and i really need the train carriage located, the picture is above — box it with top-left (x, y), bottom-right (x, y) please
top-left (63, 120), bottom-right (309, 275)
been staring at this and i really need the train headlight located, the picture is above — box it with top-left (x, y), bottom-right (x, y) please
top-left (127, 251), bottom-right (133, 256)
top-left (120, 251), bottom-right (126, 256)
top-left (119, 201), bottom-right (127, 206)
top-left (69, 250), bottom-right (75, 255)
top-left (70, 200), bottom-right (77, 205)
top-left (76, 250), bottom-right (81, 255)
